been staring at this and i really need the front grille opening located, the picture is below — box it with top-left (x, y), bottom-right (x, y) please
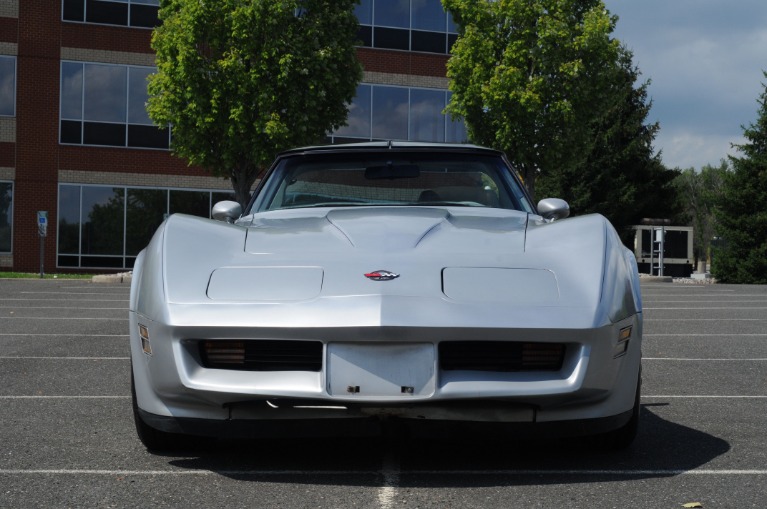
top-left (199, 340), bottom-right (323, 372)
top-left (439, 341), bottom-right (566, 372)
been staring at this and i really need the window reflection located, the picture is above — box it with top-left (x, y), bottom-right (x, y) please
top-left (332, 85), bottom-right (467, 144)
top-left (374, 0), bottom-right (409, 28)
top-left (0, 56), bottom-right (15, 117)
top-left (128, 67), bottom-right (152, 125)
top-left (58, 185), bottom-right (81, 255)
top-left (126, 188), bottom-right (166, 256)
top-left (81, 187), bottom-right (125, 256)
top-left (83, 64), bottom-right (127, 123)
top-left (0, 182), bottom-right (12, 252)
top-left (354, 0), bottom-right (372, 24)
top-left (335, 84), bottom-right (371, 139)
top-left (57, 184), bottom-right (239, 268)
top-left (412, 0), bottom-right (446, 31)
top-left (372, 86), bottom-right (409, 140)
top-left (410, 89), bottom-right (445, 142)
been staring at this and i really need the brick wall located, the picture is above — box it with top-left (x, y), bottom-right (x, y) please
top-left (357, 47), bottom-right (449, 78)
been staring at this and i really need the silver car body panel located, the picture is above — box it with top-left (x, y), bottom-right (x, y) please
top-left (129, 144), bottom-right (642, 432)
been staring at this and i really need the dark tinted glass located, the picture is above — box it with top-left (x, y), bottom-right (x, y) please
top-left (57, 255), bottom-right (80, 267)
top-left (128, 125), bottom-right (169, 149)
top-left (62, 0), bottom-right (85, 22)
top-left (169, 190), bottom-right (210, 217)
top-left (356, 26), bottom-right (372, 47)
top-left (130, 4), bottom-right (159, 27)
top-left (448, 34), bottom-right (458, 52)
top-left (60, 120), bottom-right (83, 144)
top-left (411, 30), bottom-right (446, 54)
top-left (83, 122), bottom-right (126, 146)
top-left (86, 0), bottom-right (128, 25)
top-left (80, 256), bottom-right (125, 268)
top-left (373, 27), bottom-right (409, 51)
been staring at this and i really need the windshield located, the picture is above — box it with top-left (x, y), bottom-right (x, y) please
top-left (250, 151), bottom-right (534, 213)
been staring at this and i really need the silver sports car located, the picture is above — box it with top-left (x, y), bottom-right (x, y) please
top-left (129, 142), bottom-right (643, 450)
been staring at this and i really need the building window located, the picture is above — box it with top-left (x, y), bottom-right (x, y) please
top-left (60, 61), bottom-right (170, 149)
top-left (62, 0), bottom-right (160, 29)
top-left (57, 184), bottom-right (235, 269)
top-left (331, 84), bottom-right (467, 144)
top-left (0, 56), bottom-right (16, 117)
top-left (0, 182), bottom-right (12, 253)
top-left (355, 0), bottom-right (458, 54)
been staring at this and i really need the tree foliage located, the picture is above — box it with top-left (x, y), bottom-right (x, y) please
top-left (712, 75), bottom-right (767, 283)
top-left (673, 162), bottom-right (727, 264)
top-left (535, 50), bottom-right (680, 242)
top-left (442, 0), bottom-right (623, 197)
top-left (148, 0), bottom-right (363, 207)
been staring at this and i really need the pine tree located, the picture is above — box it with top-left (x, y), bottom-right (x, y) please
top-left (712, 74), bottom-right (767, 283)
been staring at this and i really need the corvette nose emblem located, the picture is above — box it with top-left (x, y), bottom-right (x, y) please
top-left (364, 270), bottom-right (400, 281)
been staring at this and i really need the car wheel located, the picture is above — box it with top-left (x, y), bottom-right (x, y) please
top-left (596, 369), bottom-right (642, 451)
top-left (130, 368), bottom-right (197, 452)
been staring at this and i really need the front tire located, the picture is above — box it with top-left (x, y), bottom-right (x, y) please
top-left (597, 369), bottom-right (642, 450)
top-left (131, 369), bottom-right (196, 452)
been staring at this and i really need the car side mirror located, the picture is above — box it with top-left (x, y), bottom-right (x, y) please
top-left (212, 201), bottom-right (242, 223)
top-left (537, 198), bottom-right (570, 221)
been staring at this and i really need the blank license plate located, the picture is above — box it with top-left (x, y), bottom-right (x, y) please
top-left (327, 343), bottom-right (435, 398)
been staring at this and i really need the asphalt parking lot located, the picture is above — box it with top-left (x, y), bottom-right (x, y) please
top-left (1, 278), bottom-right (766, 508)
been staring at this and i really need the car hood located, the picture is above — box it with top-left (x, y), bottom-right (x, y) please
top-left (136, 207), bottom-right (629, 330)
top-left (243, 207), bottom-right (528, 256)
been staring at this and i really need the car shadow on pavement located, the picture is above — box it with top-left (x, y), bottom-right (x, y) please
top-left (165, 405), bottom-right (730, 486)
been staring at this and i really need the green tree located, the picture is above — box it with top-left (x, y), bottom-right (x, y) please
top-left (536, 50), bottom-right (680, 242)
top-left (673, 162), bottom-right (727, 266)
top-left (443, 0), bottom-right (623, 198)
top-left (712, 75), bottom-right (767, 283)
top-left (148, 0), bottom-right (363, 207)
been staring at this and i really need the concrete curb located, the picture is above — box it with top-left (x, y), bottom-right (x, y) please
top-left (638, 275), bottom-right (673, 284)
top-left (92, 273), bottom-right (133, 284)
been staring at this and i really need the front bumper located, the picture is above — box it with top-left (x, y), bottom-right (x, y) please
top-left (130, 311), bottom-right (642, 433)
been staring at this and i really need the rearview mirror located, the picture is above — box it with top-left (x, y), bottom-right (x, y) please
top-left (212, 201), bottom-right (242, 223)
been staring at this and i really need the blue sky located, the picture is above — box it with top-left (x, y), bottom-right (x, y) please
top-left (604, 0), bottom-right (767, 170)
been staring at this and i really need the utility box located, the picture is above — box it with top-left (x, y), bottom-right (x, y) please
top-left (632, 224), bottom-right (694, 277)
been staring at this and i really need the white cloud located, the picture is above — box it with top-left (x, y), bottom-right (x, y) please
top-left (656, 130), bottom-right (745, 170)
top-left (605, 0), bottom-right (767, 169)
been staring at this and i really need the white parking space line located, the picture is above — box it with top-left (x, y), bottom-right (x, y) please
top-left (644, 318), bottom-right (767, 321)
top-left (0, 306), bottom-right (128, 310)
top-left (0, 334), bottom-right (128, 337)
top-left (0, 299), bottom-right (129, 302)
top-left (0, 396), bottom-right (129, 399)
top-left (18, 292), bottom-right (129, 296)
top-left (644, 358), bottom-right (767, 361)
top-left (1, 468), bottom-right (767, 476)
top-left (0, 357), bottom-right (129, 360)
top-left (0, 317), bottom-right (128, 320)
top-left (644, 307), bottom-right (767, 310)
top-left (645, 334), bottom-right (767, 337)
top-left (644, 395), bottom-right (767, 399)
top-left (378, 449), bottom-right (400, 509)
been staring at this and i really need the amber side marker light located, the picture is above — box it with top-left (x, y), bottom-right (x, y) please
top-left (138, 324), bottom-right (152, 355)
top-left (613, 326), bottom-right (632, 358)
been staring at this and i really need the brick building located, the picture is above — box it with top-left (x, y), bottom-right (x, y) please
top-left (0, 0), bottom-right (465, 272)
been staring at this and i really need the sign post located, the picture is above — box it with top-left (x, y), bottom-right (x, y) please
top-left (37, 211), bottom-right (47, 279)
